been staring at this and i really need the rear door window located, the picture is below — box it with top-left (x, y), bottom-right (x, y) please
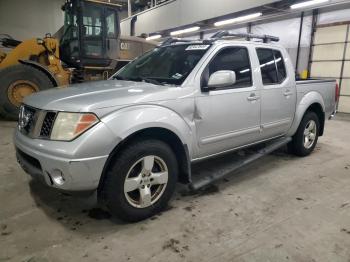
top-left (256, 48), bottom-right (287, 85)
top-left (273, 50), bottom-right (287, 81)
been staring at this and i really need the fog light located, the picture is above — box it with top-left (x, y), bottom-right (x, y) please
top-left (50, 169), bottom-right (65, 186)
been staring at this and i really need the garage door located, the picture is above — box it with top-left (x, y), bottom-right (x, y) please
top-left (310, 23), bottom-right (350, 113)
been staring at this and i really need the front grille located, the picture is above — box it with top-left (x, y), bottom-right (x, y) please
top-left (19, 105), bottom-right (57, 139)
top-left (39, 112), bottom-right (57, 138)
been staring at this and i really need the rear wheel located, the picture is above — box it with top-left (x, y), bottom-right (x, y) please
top-left (288, 111), bottom-right (320, 156)
top-left (0, 64), bottom-right (54, 120)
top-left (99, 139), bottom-right (178, 222)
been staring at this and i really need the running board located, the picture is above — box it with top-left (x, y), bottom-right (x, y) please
top-left (189, 137), bottom-right (292, 191)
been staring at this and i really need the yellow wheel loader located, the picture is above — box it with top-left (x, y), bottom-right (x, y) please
top-left (0, 0), bottom-right (157, 120)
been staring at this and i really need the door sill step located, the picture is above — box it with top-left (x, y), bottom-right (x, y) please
top-left (188, 137), bottom-right (292, 191)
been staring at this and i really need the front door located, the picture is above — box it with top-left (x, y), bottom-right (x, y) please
top-left (194, 46), bottom-right (261, 158)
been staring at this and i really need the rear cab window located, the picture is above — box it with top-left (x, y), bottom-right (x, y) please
top-left (256, 48), bottom-right (287, 85)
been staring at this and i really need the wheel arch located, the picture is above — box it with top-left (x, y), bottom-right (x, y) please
top-left (288, 91), bottom-right (326, 137)
top-left (306, 103), bottom-right (325, 136)
top-left (18, 60), bottom-right (59, 87)
top-left (98, 127), bottom-right (192, 194)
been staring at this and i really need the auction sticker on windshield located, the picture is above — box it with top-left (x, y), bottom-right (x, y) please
top-left (185, 45), bottom-right (210, 50)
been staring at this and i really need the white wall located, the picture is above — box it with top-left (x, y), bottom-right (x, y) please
top-left (120, 0), bottom-right (279, 36)
top-left (165, 8), bottom-right (350, 75)
top-left (0, 0), bottom-right (64, 41)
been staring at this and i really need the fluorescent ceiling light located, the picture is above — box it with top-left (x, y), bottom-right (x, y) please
top-left (146, 34), bottom-right (162, 41)
top-left (214, 12), bottom-right (262, 27)
top-left (170, 26), bottom-right (200, 36)
top-left (290, 0), bottom-right (328, 9)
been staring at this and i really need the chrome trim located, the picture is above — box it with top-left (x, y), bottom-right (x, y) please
top-left (193, 134), bottom-right (285, 162)
top-left (200, 126), bottom-right (260, 145)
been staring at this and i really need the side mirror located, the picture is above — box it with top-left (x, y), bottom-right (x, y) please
top-left (204, 70), bottom-right (236, 91)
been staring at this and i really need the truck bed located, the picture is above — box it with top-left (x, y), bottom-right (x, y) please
top-left (296, 78), bottom-right (337, 119)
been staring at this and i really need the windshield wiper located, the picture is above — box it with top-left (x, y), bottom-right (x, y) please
top-left (139, 77), bottom-right (163, 85)
top-left (113, 75), bottom-right (125, 80)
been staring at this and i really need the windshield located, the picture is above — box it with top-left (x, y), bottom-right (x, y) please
top-left (113, 44), bottom-right (211, 86)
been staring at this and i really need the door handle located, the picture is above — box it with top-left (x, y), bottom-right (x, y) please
top-left (247, 94), bottom-right (260, 101)
top-left (284, 90), bottom-right (293, 96)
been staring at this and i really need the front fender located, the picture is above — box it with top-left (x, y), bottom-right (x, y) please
top-left (100, 104), bottom-right (193, 154)
top-left (287, 91), bottom-right (325, 136)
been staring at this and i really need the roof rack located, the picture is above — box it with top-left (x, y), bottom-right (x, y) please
top-left (211, 30), bottom-right (279, 43)
top-left (160, 30), bottom-right (279, 46)
top-left (161, 38), bottom-right (194, 46)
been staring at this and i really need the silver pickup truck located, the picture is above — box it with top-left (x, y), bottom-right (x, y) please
top-left (14, 33), bottom-right (338, 221)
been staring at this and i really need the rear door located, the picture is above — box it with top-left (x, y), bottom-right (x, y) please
top-left (256, 48), bottom-right (296, 139)
top-left (194, 45), bottom-right (261, 158)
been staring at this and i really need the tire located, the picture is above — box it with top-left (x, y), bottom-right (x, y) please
top-left (0, 64), bottom-right (54, 120)
top-left (288, 111), bottom-right (320, 157)
top-left (99, 139), bottom-right (178, 222)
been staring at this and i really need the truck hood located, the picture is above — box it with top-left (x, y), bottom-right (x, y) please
top-left (24, 80), bottom-right (178, 112)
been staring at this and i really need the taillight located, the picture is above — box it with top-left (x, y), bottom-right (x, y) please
top-left (335, 82), bottom-right (340, 102)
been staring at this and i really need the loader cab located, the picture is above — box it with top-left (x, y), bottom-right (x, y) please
top-left (60, 0), bottom-right (120, 69)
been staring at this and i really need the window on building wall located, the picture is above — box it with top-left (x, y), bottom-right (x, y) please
top-left (130, 0), bottom-right (171, 16)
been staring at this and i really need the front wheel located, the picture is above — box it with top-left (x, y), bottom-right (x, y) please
top-left (288, 111), bottom-right (320, 156)
top-left (99, 139), bottom-right (178, 222)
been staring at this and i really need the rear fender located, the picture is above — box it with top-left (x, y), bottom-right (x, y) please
top-left (287, 91), bottom-right (325, 136)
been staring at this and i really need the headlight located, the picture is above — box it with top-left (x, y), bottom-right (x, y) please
top-left (50, 112), bottom-right (99, 141)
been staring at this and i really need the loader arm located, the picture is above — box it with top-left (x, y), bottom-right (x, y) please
top-left (0, 37), bottom-right (70, 86)
top-left (0, 38), bottom-right (47, 69)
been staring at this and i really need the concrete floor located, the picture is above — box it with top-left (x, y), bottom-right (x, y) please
top-left (1, 116), bottom-right (350, 262)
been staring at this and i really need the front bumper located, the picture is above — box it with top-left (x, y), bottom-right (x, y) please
top-left (14, 122), bottom-right (118, 191)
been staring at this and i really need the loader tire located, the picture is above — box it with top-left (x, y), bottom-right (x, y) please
top-left (0, 64), bottom-right (54, 120)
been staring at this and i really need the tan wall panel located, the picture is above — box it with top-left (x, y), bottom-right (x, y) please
top-left (313, 43), bottom-right (345, 60)
top-left (340, 79), bottom-right (350, 96)
top-left (346, 44), bottom-right (350, 60)
top-left (310, 61), bottom-right (342, 78)
top-left (343, 62), bottom-right (350, 77)
top-left (338, 96), bottom-right (350, 113)
top-left (314, 25), bottom-right (347, 44)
